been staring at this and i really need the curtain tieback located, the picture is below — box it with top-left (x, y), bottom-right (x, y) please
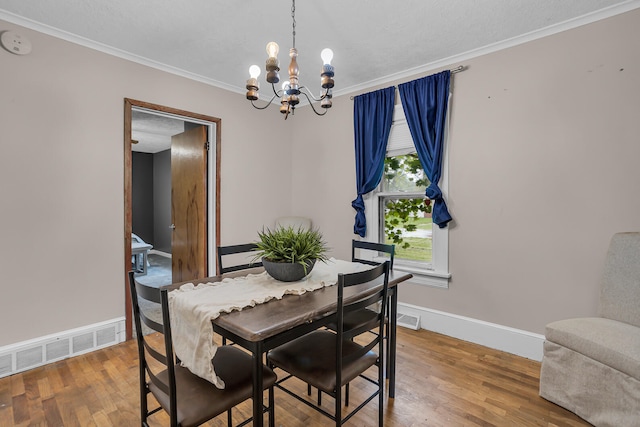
top-left (352, 194), bottom-right (367, 237)
top-left (351, 194), bottom-right (365, 212)
top-left (425, 183), bottom-right (442, 200)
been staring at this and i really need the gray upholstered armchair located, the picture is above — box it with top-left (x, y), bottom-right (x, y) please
top-left (539, 232), bottom-right (640, 427)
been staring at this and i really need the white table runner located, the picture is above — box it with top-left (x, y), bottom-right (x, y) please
top-left (168, 258), bottom-right (371, 388)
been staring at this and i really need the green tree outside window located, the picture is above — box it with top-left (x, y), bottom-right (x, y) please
top-left (382, 154), bottom-right (433, 262)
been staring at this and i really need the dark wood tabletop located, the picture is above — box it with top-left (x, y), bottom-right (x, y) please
top-left (164, 268), bottom-right (412, 343)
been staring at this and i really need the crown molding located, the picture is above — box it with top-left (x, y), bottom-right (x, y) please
top-left (334, 0), bottom-right (640, 98)
top-left (2, 0), bottom-right (640, 99)
top-left (0, 9), bottom-right (243, 94)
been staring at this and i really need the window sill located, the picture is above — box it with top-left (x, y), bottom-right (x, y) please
top-left (369, 255), bottom-right (451, 289)
top-left (393, 265), bottom-right (450, 289)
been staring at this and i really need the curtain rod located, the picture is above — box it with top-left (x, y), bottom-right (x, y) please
top-left (350, 65), bottom-right (465, 100)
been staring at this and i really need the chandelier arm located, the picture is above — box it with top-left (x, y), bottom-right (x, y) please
top-left (250, 94), bottom-right (279, 110)
top-left (299, 91), bottom-right (328, 116)
top-left (299, 86), bottom-right (328, 102)
top-left (271, 83), bottom-right (283, 98)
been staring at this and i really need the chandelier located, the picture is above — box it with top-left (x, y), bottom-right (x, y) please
top-left (245, 0), bottom-right (335, 119)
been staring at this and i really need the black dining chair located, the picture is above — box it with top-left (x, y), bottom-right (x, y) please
top-left (217, 243), bottom-right (262, 275)
top-left (348, 240), bottom-right (395, 359)
top-left (316, 240), bottom-right (395, 405)
top-left (351, 240), bottom-right (395, 270)
top-left (216, 243), bottom-right (262, 345)
top-left (128, 271), bottom-right (277, 427)
top-left (348, 240), bottom-right (395, 355)
top-left (267, 261), bottom-right (390, 426)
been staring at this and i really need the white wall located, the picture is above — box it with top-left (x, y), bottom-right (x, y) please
top-left (0, 19), bottom-right (290, 346)
top-left (290, 9), bottom-right (640, 336)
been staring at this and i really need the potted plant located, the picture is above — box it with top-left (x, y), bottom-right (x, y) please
top-left (252, 226), bottom-right (329, 281)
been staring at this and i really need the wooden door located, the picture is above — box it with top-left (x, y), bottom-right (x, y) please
top-left (171, 125), bottom-right (208, 282)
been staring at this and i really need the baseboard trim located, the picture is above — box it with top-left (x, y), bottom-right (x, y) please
top-left (397, 303), bottom-right (544, 361)
top-left (150, 249), bottom-right (171, 258)
top-left (0, 318), bottom-right (126, 378)
top-left (0, 305), bottom-right (544, 379)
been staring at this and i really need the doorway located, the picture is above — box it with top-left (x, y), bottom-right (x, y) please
top-left (124, 99), bottom-right (221, 340)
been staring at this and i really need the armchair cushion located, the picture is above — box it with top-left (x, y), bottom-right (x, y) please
top-left (545, 317), bottom-right (640, 380)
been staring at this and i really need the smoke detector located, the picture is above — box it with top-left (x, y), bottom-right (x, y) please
top-left (1, 31), bottom-right (32, 55)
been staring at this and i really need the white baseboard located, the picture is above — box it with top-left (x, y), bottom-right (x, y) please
top-left (0, 305), bottom-right (543, 379)
top-left (0, 318), bottom-right (126, 379)
top-left (397, 303), bottom-right (545, 361)
top-left (150, 249), bottom-right (171, 258)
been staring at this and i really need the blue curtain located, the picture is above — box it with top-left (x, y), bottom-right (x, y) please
top-left (352, 86), bottom-right (396, 237)
top-left (398, 70), bottom-right (452, 228)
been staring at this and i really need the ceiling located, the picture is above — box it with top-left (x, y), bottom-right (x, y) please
top-left (1, 0), bottom-right (637, 152)
top-left (131, 110), bottom-right (186, 154)
top-left (1, 0), bottom-right (637, 95)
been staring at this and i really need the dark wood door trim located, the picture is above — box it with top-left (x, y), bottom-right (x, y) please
top-left (123, 98), bottom-right (221, 340)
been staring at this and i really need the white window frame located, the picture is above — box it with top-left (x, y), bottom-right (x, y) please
top-left (362, 101), bottom-right (451, 288)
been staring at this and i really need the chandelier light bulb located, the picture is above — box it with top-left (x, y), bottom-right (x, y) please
top-left (266, 42), bottom-right (279, 59)
top-left (249, 65), bottom-right (261, 79)
top-left (320, 48), bottom-right (334, 65)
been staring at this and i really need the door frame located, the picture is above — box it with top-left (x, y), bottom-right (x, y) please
top-left (124, 98), bottom-right (221, 340)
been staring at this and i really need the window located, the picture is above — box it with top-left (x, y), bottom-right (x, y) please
top-left (381, 153), bottom-right (433, 263)
top-left (363, 104), bottom-right (450, 288)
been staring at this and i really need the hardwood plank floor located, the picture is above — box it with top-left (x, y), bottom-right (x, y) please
top-left (0, 328), bottom-right (591, 426)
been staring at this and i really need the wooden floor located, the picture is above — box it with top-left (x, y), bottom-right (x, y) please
top-left (0, 328), bottom-right (591, 427)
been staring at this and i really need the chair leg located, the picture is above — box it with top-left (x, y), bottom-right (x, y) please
top-left (141, 388), bottom-right (150, 427)
top-left (269, 386), bottom-right (275, 427)
top-left (335, 384), bottom-right (342, 427)
top-left (307, 383), bottom-right (312, 396)
top-left (385, 323), bottom-right (391, 379)
top-left (379, 355), bottom-right (385, 426)
top-left (345, 383), bottom-right (350, 406)
top-left (385, 339), bottom-right (390, 379)
top-left (227, 408), bottom-right (232, 427)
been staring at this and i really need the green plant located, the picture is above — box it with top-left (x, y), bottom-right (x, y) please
top-left (252, 226), bottom-right (329, 267)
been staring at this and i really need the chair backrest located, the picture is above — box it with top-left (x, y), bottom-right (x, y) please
top-left (217, 243), bottom-right (262, 274)
top-left (598, 232), bottom-right (640, 327)
top-left (335, 261), bottom-right (390, 382)
top-left (352, 240), bottom-right (395, 270)
top-left (128, 271), bottom-right (179, 425)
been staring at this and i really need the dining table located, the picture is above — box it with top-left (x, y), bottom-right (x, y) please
top-left (164, 263), bottom-right (412, 427)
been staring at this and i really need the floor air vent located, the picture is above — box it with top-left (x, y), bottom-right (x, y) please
top-left (397, 312), bottom-right (420, 330)
top-left (0, 354), bottom-right (11, 377)
top-left (0, 319), bottom-right (125, 379)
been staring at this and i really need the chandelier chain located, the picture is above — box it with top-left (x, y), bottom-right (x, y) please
top-left (291, 0), bottom-right (296, 49)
